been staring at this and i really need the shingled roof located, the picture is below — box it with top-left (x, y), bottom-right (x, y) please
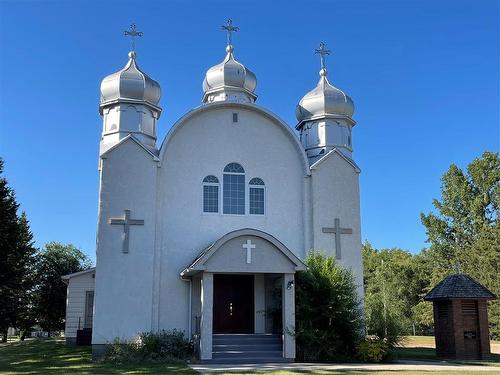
top-left (424, 274), bottom-right (496, 301)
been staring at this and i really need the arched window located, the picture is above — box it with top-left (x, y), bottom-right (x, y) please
top-left (249, 178), bottom-right (265, 215)
top-left (202, 175), bottom-right (219, 213)
top-left (223, 163), bottom-right (245, 214)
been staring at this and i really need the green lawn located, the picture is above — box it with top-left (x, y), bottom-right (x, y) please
top-left (391, 336), bottom-right (500, 366)
top-left (0, 338), bottom-right (196, 374)
top-left (1, 338), bottom-right (499, 375)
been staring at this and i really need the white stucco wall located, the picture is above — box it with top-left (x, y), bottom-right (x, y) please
top-left (92, 100), bottom-right (364, 346)
top-left (64, 270), bottom-right (95, 339)
top-left (92, 138), bottom-right (159, 345)
top-left (310, 150), bottom-right (364, 298)
top-left (156, 103), bottom-right (308, 334)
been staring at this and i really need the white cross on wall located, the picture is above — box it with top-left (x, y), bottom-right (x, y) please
top-left (242, 239), bottom-right (256, 264)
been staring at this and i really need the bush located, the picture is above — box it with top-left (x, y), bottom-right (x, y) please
top-left (356, 336), bottom-right (390, 362)
top-left (104, 329), bottom-right (193, 362)
top-left (295, 252), bottom-right (363, 361)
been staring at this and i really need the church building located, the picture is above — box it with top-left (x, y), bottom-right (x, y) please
top-left (63, 21), bottom-right (364, 363)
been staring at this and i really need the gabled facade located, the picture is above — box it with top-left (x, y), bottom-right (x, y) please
top-left (64, 23), bottom-right (364, 363)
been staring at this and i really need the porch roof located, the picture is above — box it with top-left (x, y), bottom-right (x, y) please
top-left (180, 228), bottom-right (307, 278)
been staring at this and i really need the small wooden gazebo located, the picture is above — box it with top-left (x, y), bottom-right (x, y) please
top-left (425, 273), bottom-right (496, 360)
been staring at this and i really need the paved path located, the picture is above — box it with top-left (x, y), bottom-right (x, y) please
top-left (191, 360), bottom-right (500, 373)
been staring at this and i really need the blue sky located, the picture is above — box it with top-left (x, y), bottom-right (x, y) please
top-left (0, 0), bottom-right (498, 262)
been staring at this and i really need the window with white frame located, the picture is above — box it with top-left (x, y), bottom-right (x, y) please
top-left (223, 163), bottom-right (245, 215)
top-left (202, 175), bottom-right (219, 213)
top-left (249, 177), bottom-right (265, 215)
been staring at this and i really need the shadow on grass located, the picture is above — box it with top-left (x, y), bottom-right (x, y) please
top-left (390, 346), bottom-right (500, 367)
top-left (0, 338), bottom-right (196, 374)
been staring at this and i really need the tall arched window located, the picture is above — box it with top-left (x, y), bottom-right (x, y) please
top-left (202, 175), bottom-right (219, 213)
top-left (249, 178), bottom-right (265, 215)
top-left (223, 163), bottom-right (245, 215)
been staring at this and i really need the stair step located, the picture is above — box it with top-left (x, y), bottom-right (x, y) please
top-left (213, 350), bottom-right (283, 359)
top-left (213, 336), bottom-right (282, 345)
top-left (213, 344), bottom-right (282, 351)
top-left (203, 357), bottom-right (292, 364)
top-left (212, 333), bottom-right (281, 340)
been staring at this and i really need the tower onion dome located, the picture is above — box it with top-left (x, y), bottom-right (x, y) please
top-left (203, 44), bottom-right (257, 103)
top-left (296, 67), bottom-right (354, 123)
top-left (99, 51), bottom-right (161, 115)
top-left (296, 43), bottom-right (354, 123)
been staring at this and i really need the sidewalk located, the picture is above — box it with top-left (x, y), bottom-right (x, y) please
top-left (190, 360), bottom-right (500, 373)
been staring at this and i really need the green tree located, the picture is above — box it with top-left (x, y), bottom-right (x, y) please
top-left (0, 159), bottom-right (37, 342)
top-left (421, 151), bottom-right (500, 338)
top-left (35, 242), bottom-right (92, 336)
top-left (295, 252), bottom-right (363, 361)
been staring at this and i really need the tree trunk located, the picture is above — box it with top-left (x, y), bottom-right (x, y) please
top-left (1, 329), bottom-right (7, 343)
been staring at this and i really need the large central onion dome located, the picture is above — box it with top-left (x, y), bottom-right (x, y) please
top-left (296, 67), bottom-right (354, 123)
top-left (100, 51), bottom-right (161, 115)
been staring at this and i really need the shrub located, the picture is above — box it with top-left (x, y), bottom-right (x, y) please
top-left (295, 252), bottom-right (363, 361)
top-left (356, 336), bottom-right (390, 362)
top-left (104, 329), bottom-right (193, 362)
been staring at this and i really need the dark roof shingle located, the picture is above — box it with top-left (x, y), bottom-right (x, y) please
top-left (424, 274), bottom-right (496, 301)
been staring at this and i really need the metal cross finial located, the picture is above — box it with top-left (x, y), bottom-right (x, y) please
top-left (221, 19), bottom-right (239, 46)
top-left (124, 23), bottom-right (143, 52)
top-left (315, 42), bottom-right (331, 70)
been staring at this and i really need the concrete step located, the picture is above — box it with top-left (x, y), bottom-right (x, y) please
top-left (203, 357), bottom-right (292, 364)
top-left (213, 334), bottom-right (280, 339)
top-left (213, 334), bottom-right (282, 346)
top-left (213, 343), bottom-right (282, 351)
top-left (213, 350), bottom-right (283, 359)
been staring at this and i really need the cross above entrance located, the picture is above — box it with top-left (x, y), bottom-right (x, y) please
top-left (242, 239), bottom-right (256, 264)
top-left (322, 218), bottom-right (352, 260)
top-left (109, 210), bottom-right (144, 253)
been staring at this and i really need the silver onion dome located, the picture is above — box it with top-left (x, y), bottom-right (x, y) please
top-left (296, 67), bottom-right (354, 123)
top-left (100, 51), bottom-right (161, 114)
top-left (202, 44), bottom-right (257, 103)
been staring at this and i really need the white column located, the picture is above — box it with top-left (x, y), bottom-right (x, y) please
top-left (282, 273), bottom-right (296, 359)
top-left (200, 272), bottom-right (213, 360)
top-left (254, 274), bottom-right (265, 334)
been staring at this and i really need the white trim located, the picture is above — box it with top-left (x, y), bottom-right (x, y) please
top-left (100, 135), bottom-right (160, 161)
top-left (201, 178), bottom-right (220, 214)
top-left (310, 148), bottom-right (361, 173)
top-left (61, 267), bottom-right (95, 280)
top-left (248, 180), bottom-right (266, 216)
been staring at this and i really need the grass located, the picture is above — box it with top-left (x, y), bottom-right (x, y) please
top-left (0, 338), bottom-right (196, 374)
top-left (1, 337), bottom-right (500, 374)
top-left (390, 336), bottom-right (500, 366)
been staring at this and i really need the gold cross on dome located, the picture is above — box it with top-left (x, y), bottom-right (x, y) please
top-left (222, 19), bottom-right (239, 46)
top-left (124, 23), bottom-right (143, 51)
top-left (315, 42), bottom-right (331, 70)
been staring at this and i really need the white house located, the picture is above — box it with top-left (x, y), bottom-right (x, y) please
top-left (62, 268), bottom-right (95, 344)
top-left (63, 22), bottom-right (364, 363)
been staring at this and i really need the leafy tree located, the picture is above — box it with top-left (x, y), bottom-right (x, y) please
top-left (421, 151), bottom-right (500, 338)
top-left (35, 242), bottom-right (92, 336)
top-left (0, 159), bottom-right (37, 342)
top-left (363, 242), bottom-right (433, 341)
top-left (295, 252), bottom-right (363, 361)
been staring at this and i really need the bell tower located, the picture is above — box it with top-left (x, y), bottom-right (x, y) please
top-left (295, 43), bottom-right (356, 162)
top-left (99, 24), bottom-right (162, 155)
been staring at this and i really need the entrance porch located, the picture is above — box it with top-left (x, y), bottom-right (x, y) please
top-left (180, 229), bottom-right (307, 362)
